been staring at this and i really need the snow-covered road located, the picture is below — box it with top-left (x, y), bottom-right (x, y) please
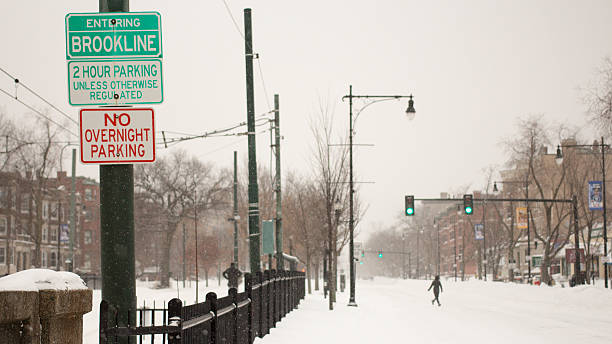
top-left (256, 277), bottom-right (612, 344)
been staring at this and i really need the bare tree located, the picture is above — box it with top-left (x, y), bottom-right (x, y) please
top-left (14, 117), bottom-right (63, 267)
top-left (585, 57), bottom-right (612, 136)
top-left (309, 98), bottom-right (356, 304)
top-left (135, 150), bottom-right (230, 287)
top-left (505, 117), bottom-right (572, 285)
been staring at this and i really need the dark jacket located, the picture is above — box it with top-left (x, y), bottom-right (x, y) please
top-left (223, 266), bottom-right (242, 287)
top-left (428, 280), bottom-right (443, 295)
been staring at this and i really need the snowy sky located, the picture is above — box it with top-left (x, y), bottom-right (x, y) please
top-left (1, 0), bottom-right (612, 238)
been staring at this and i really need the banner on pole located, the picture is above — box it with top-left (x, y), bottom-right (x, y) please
top-left (474, 224), bottom-right (484, 240)
top-left (588, 181), bottom-right (603, 210)
top-left (516, 207), bottom-right (528, 229)
top-left (262, 220), bottom-right (275, 255)
top-left (60, 224), bottom-right (70, 243)
top-left (565, 248), bottom-right (585, 264)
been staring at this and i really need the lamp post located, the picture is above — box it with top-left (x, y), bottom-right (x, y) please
top-left (416, 228), bottom-right (422, 279)
top-left (401, 231), bottom-right (406, 279)
top-left (556, 139), bottom-right (609, 287)
top-left (493, 177), bottom-right (532, 284)
top-left (342, 85), bottom-right (415, 307)
top-left (434, 218), bottom-right (440, 275)
top-left (454, 210), bottom-right (457, 282)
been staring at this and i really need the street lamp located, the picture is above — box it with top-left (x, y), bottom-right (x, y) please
top-left (342, 85), bottom-right (415, 307)
top-left (556, 138), bottom-right (609, 287)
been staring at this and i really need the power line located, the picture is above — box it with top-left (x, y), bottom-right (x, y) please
top-left (0, 87), bottom-right (78, 138)
top-left (0, 66), bottom-right (78, 126)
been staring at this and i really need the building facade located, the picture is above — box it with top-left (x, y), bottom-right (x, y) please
top-left (0, 171), bottom-right (100, 276)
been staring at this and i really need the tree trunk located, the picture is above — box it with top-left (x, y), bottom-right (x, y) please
top-left (540, 254), bottom-right (552, 285)
top-left (306, 249), bottom-right (312, 294)
top-left (33, 188), bottom-right (43, 268)
top-left (477, 247), bottom-right (482, 280)
top-left (314, 260), bottom-right (320, 291)
top-left (158, 231), bottom-right (174, 288)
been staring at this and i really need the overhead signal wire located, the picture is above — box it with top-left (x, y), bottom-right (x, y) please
top-left (0, 66), bottom-right (78, 126)
top-left (0, 87), bottom-right (78, 138)
top-left (156, 119), bottom-right (271, 148)
top-left (155, 110), bottom-right (274, 147)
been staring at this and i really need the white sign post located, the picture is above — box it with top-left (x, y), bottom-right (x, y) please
top-left (79, 108), bottom-right (155, 164)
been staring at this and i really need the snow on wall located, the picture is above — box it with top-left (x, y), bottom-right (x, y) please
top-left (0, 269), bottom-right (87, 291)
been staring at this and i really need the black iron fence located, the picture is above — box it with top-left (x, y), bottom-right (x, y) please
top-left (100, 270), bottom-right (306, 343)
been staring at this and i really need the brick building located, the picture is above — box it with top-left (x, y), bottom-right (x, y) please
top-left (0, 171), bottom-right (100, 276)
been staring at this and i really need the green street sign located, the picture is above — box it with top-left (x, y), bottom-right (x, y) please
top-left (262, 221), bottom-right (275, 255)
top-left (65, 12), bottom-right (162, 59)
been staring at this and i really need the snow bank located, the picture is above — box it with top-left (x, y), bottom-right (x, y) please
top-left (0, 269), bottom-right (87, 291)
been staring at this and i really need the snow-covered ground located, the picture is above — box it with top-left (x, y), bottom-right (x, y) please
top-left (258, 277), bottom-right (612, 344)
top-left (84, 277), bottom-right (612, 344)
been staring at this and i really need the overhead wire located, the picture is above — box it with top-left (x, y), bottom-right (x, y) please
top-left (219, 0), bottom-right (272, 110)
top-left (0, 87), bottom-right (78, 138)
top-left (0, 66), bottom-right (78, 126)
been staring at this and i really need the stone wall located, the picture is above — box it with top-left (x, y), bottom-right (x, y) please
top-left (0, 288), bottom-right (91, 343)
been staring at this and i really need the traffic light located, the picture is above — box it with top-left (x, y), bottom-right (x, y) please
top-left (463, 194), bottom-right (473, 215)
top-left (378, 251), bottom-right (383, 258)
top-left (361, 250), bottom-right (365, 258)
top-left (405, 195), bottom-right (415, 216)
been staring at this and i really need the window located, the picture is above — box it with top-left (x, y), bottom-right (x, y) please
top-left (0, 216), bottom-right (6, 235)
top-left (42, 225), bottom-right (48, 242)
top-left (83, 254), bottom-right (91, 269)
top-left (20, 220), bottom-right (27, 235)
top-left (84, 230), bottom-right (92, 245)
top-left (85, 188), bottom-right (93, 201)
top-left (84, 209), bottom-right (93, 221)
top-left (50, 203), bottom-right (58, 220)
top-left (21, 194), bottom-right (29, 213)
top-left (0, 187), bottom-right (8, 208)
top-left (50, 252), bottom-right (56, 268)
top-left (0, 247), bottom-right (5, 264)
top-left (49, 227), bottom-right (57, 243)
top-left (42, 201), bottom-right (49, 219)
top-left (41, 251), bottom-right (47, 268)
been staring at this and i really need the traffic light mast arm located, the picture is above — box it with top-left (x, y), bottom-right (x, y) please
top-left (413, 197), bottom-right (573, 204)
top-left (363, 249), bottom-right (412, 255)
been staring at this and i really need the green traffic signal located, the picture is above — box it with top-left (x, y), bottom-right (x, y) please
top-left (405, 195), bottom-right (415, 216)
top-left (378, 251), bottom-right (383, 258)
top-left (463, 194), bottom-right (474, 215)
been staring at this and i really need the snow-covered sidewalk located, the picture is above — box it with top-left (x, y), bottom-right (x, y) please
top-left (257, 278), bottom-right (612, 344)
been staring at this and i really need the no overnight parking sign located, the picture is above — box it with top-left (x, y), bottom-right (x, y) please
top-left (79, 108), bottom-right (155, 164)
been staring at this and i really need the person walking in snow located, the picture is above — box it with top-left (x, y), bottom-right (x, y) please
top-left (223, 262), bottom-right (242, 289)
top-left (428, 275), bottom-right (443, 306)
